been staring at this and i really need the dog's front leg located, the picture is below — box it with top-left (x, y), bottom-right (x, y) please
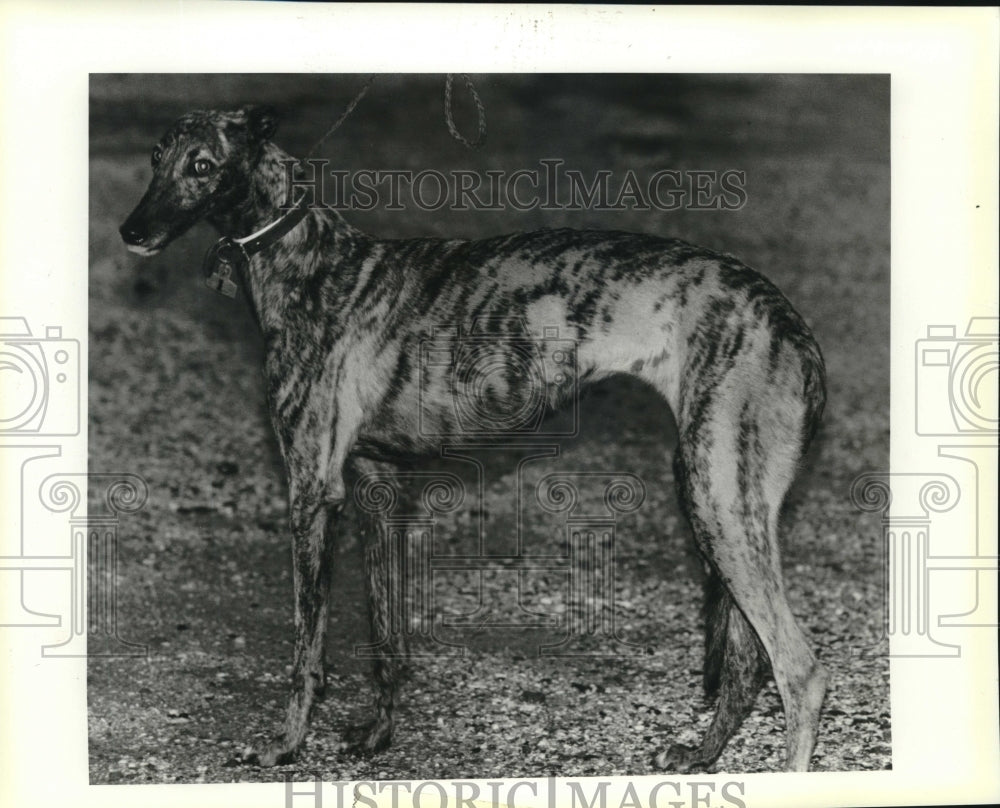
top-left (251, 373), bottom-right (363, 767)
top-left (253, 467), bottom-right (340, 767)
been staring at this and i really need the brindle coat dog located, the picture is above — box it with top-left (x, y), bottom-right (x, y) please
top-left (120, 105), bottom-right (828, 771)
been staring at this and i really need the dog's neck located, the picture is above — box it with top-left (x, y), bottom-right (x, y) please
top-left (207, 142), bottom-right (360, 246)
top-left (208, 142), bottom-right (368, 337)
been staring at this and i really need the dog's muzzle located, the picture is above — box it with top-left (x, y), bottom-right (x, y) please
top-left (118, 215), bottom-right (166, 256)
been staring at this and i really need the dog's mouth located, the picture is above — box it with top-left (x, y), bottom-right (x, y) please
top-left (120, 215), bottom-right (174, 257)
top-left (124, 242), bottom-right (163, 257)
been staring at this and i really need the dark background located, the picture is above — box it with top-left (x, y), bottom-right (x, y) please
top-left (88, 74), bottom-right (890, 782)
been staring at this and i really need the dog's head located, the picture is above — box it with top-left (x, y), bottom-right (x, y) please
top-left (119, 105), bottom-right (280, 256)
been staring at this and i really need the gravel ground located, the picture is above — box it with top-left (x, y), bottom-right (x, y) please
top-left (87, 73), bottom-right (890, 783)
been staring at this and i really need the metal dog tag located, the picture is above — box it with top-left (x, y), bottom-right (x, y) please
top-left (202, 239), bottom-right (243, 298)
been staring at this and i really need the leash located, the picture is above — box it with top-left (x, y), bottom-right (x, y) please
top-left (305, 75), bottom-right (377, 161)
top-left (302, 73), bottom-right (487, 160)
top-left (204, 75), bottom-right (487, 297)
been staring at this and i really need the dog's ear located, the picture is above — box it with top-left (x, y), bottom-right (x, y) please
top-left (244, 105), bottom-right (280, 142)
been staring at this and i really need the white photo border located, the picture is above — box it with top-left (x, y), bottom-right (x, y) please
top-left (1, 3), bottom-right (997, 807)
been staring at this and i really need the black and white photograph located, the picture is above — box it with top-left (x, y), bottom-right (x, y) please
top-left (88, 72), bottom-right (891, 783)
top-left (2, 5), bottom-right (998, 808)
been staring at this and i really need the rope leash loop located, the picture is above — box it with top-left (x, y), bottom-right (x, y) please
top-left (444, 73), bottom-right (487, 149)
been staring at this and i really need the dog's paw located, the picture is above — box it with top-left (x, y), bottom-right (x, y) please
top-left (653, 743), bottom-right (710, 774)
top-left (339, 719), bottom-right (392, 757)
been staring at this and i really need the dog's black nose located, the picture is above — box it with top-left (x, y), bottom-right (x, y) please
top-left (119, 221), bottom-right (146, 245)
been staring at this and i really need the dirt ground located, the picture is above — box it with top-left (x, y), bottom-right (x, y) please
top-left (87, 74), bottom-right (890, 783)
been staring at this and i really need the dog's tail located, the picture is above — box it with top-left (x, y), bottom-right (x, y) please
top-left (703, 572), bottom-right (727, 696)
top-left (703, 571), bottom-right (769, 698)
top-left (800, 341), bottom-right (827, 448)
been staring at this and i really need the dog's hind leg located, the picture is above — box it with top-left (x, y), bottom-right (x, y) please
top-left (665, 379), bottom-right (826, 772)
top-left (342, 457), bottom-right (407, 757)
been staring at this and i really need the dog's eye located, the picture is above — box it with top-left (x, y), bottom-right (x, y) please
top-left (193, 159), bottom-right (214, 177)
top-left (151, 146), bottom-right (162, 167)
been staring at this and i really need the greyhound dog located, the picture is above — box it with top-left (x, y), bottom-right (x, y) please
top-left (119, 105), bottom-right (828, 771)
